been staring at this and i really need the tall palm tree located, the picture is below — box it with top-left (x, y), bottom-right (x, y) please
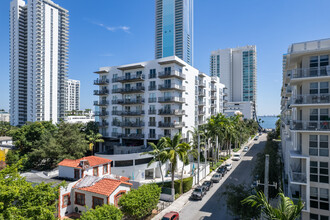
top-left (162, 133), bottom-right (189, 196)
top-left (140, 138), bottom-right (167, 184)
top-left (242, 191), bottom-right (304, 220)
top-left (178, 142), bottom-right (197, 194)
top-left (86, 131), bottom-right (104, 155)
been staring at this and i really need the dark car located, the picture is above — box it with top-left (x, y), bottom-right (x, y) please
top-left (217, 166), bottom-right (227, 176)
top-left (162, 211), bottom-right (179, 220)
top-left (190, 186), bottom-right (206, 200)
top-left (202, 180), bottom-right (213, 191)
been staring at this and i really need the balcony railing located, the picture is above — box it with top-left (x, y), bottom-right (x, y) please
top-left (290, 120), bottom-right (330, 131)
top-left (112, 74), bottom-right (145, 83)
top-left (198, 100), bottom-right (206, 105)
top-left (158, 97), bottom-right (185, 103)
top-left (211, 95), bottom-right (217, 99)
top-left (199, 81), bottom-right (206, 87)
top-left (198, 110), bottom-right (205, 115)
top-left (148, 134), bottom-right (157, 139)
top-left (111, 132), bottom-right (121, 138)
top-left (148, 109), bottom-right (156, 114)
top-left (112, 87), bottom-right (145, 94)
top-left (148, 86), bottom-right (157, 91)
top-left (97, 121), bottom-right (109, 127)
top-left (211, 86), bottom-right (217, 92)
top-left (120, 133), bottom-right (145, 139)
top-left (158, 84), bottom-right (185, 91)
top-left (94, 89), bottom-right (109, 96)
top-left (121, 121), bottom-right (145, 127)
top-left (112, 110), bottom-right (145, 116)
top-left (148, 121), bottom-right (156, 127)
top-left (112, 99), bottom-right (145, 105)
top-left (158, 109), bottom-right (185, 115)
top-left (292, 94), bottom-right (330, 105)
top-left (112, 120), bottom-right (122, 127)
top-left (94, 111), bottom-right (109, 117)
top-left (94, 78), bottom-right (109, 85)
top-left (158, 121), bottom-right (185, 128)
top-left (94, 100), bottom-right (109, 106)
top-left (158, 134), bottom-right (172, 139)
top-left (148, 97), bottom-right (157, 103)
top-left (158, 70), bottom-right (186, 80)
top-left (289, 66), bottom-right (330, 79)
top-left (289, 169), bottom-right (307, 184)
top-left (198, 91), bottom-right (206, 96)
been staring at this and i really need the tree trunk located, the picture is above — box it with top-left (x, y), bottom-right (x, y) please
top-left (171, 164), bottom-right (175, 197)
top-left (181, 162), bottom-right (185, 194)
top-left (159, 161), bottom-right (164, 184)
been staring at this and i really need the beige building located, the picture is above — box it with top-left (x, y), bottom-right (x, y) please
top-left (281, 38), bottom-right (330, 220)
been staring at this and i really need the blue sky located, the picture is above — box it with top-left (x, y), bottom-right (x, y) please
top-left (1, 0), bottom-right (330, 116)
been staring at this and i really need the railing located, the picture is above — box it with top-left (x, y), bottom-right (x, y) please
top-left (198, 91), bottom-right (206, 96)
top-left (112, 120), bottom-right (121, 127)
top-left (111, 132), bottom-right (121, 138)
top-left (148, 134), bottom-right (157, 139)
top-left (289, 169), bottom-right (307, 184)
top-left (158, 70), bottom-right (186, 79)
top-left (112, 110), bottom-right (145, 116)
top-left (199, 81), bottom-right (206, 87)
top-left (158, 97), bottom-right (185, 103)
top-left (158, 134), bottom-right (172, 139)
top-left (198, 111), bottom-right (205, 115)
top-left (198, 100), bottom-right (206, 105)
top-left (112, 74), bottom-right (145, 83)
top-left (112, 87), bottom-right (145, 93)
top-left (290, 120), bottom-right (330, 131)
top-left (211, 86), bottom-right (217, 91)
top-left (121, 121), bottom-right (145, 127)
top-left (94, 78), bottom-right (109, 85)
top-left (286, 86), bottom-right (292, 93)
top-left (292, 94), bottom-right (330, 105)
top-left (148, 98), bottom-right (157, 103)
top-left (158, 121), bottom-right (185, 128)
top-left (158, 84), bottom-right (185, 91)
top-left (148, 86), bottom-right (157, 91)
top-left (97, 121), bottom-right (109, 127)
top-left (158, 109), bottom-right (185, 115)
top-left (148, 121), bottom-right (156, 126)
top-left (120, 133), bottom-right (145, 139)
top-left (112, 99), bottom-right (145, 105)
top-left (148, 109), bottom-right (156, 114)
top-left (94, 89), bottom-right (109, 95)
top-left (94, 111), bottom-right (109, 116)
top-left (289, 66), bottom-right (330, 79)
top-left (94, 100), bottom-right (109, 106)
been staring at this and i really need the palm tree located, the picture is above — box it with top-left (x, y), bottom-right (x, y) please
top-left (86, 131), bottom-right (104, 155)
top-left (140, 138), bottom-right (167, 184)
top-left (162, 133), bottom-right (189, 197)
top-left (242, 191), bottom-right (304, 220)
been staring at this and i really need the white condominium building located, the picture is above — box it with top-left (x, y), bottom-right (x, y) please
top-left (93, 56), bottom-right (225, 154)
top-left (281, 38), bottom-right (330, 220)
top-left (66, 79), bottom-right (80, 112)
top-left (210, 46), bottom-right (257, 119)
top-left (10, 0), bottom-right (68, 126)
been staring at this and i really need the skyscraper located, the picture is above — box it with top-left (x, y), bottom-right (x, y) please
top-left (10, 0), bottom-right (68, 126)
top-left (155, 0), bottom-right (193, 65)
top-left (66, 79), bottom-right (80, 112)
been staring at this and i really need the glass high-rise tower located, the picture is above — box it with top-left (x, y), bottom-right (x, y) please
top-left (155, 0), bottom-right (193, 65)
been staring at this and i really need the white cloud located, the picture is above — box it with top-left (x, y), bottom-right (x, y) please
top-left (94, 22), bottom-right (130, 33)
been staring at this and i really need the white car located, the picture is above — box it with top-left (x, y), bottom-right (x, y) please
top-left (232, 153), bottom-right (241, 161)
top-left (243, 146), bottom-right (249, 152)
top-left (225, 163), bottom-right (232, 171)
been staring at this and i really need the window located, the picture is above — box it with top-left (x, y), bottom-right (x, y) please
top-left (309, 135), bottom-right (318, 156)
top-left (74, 169), bottom-right (80, 179)
top-left (310, 109), bottom-right (318, 121)
top-left (103, 164), bottom-right (108, 174)
top-left (149, 69), bottom-right (156, 78)
top-left (310, 83), bottom-right (318, 94)
top-left (75, 192), bottom-right (85, 206)
top-left (310, 161), bottom-right (318, 182)
top-left (310, 187), bottom-right (318, 208)
top-left (320, 109), bottom-right (329, 120)
top-left (92, 196), bottom-right (104, 209)
top-left (320, 82), bottom-right (329, 94)
top-left (320, 162), bottom-right (329, 183)
top-left (149, 129), bottom-right (156, 138)
top-left (93, 167), bottom-right (98, 176)
top-left (320, 135), bottom-right (329, 156)
top-left (309, 135), bottom-right (329, 157)
top-left (62, 193), bottom-right (71, 208)
top-left (320, 188), bottom-right (329, 210)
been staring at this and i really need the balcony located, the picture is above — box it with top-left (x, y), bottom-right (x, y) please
top-left (158, 97), bottom-right (185, 103)
top-left (112, 120), bottom-right (122, 127)
top-left (112, 74), bottom-right (145, 83)
top-left (112, 98), bottom-right (145, 105)
top-left (148, 121), bottom-right (156, 127)
top-left (148, 134), bottom-right (157, 139)
top-left (94, 100), bottom-right (109, 106)
top-left (158, 84), bottom-right (185, 91)
top-left (148, 86), bottom-right (157, 91)
top-left (198, 100), bottom-right (206, 106)
top-left (289, 168), bottom-right (307, 185)
top-left (111, 132), bottom-right (121, 138)
top-left (158, 121), bottom-right (185, 128)
top-left (289, 66), bottom-right (330, 80)
top-left (120, 133), bottom-right (145, 139)
top-left (121, 121), bottom-right (145, 127)
top-left (199, 81), bottom-right (206, 87)
top-left (94, 111), bottom-right (109, 117)
top-left (94, 78), bottom-right (109, 85)
top-left (94, 89), bottom-right (109, 96)
top-left (290, 120), bottom-right (330, 131)
top-left (198, 110), bottom-right (205, 115)
top-left (158, 134), bottom-right (172, 139)
top-left (291, 94), bottom-right (330, 105)
top-left (148, 109), bottom-right (156, 114)
top-left (158, 70), bottom-right (186, 80)
top-left (97, 121), bottom-right (109, 128)
top-left (112, 86), bottom-right (145, 94)
top-left (158, 109), bottom-right (185, 115)
top-left (198, 90), bottom-right (206, 96)
top-left (148, 97), bottom-right (157, 103)
top-left (211, 95), bottom-right (217, 99)
top-left (112, 110), bottom-right (145, 116)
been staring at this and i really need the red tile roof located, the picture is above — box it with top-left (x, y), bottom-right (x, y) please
top-left (58, 156), bottom-right (112, 169)
top-left (120, 176), bottom-right (130, 182)
top-left (78, 179), bottom-right (132, 196)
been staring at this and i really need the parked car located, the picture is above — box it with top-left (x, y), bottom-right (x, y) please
top-left (217, 166), bottom-right (227, 176)
top-left (190, 186), bottom-right (206, 200)
top-left (211, 173), bottom-right (222, 183)
top-left (162, 211), bottom-right (179, 220)
top-left (232, 153), bottom-right (241, 161)
top-left (224, 163), bottom-right (232, 171)
top-left (254, 136), bottom-right (259, 141)
top-left (243, 146), bottom-right (249, 152)
top-left (202, 180), bottom-right (213, 191)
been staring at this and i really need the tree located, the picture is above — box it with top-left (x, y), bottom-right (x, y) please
top-left (119, 184), bottom-right (161, 219)
top-left (178, 142), bottom-right (196, 194)
top-left (80, 204), bottom-right (123, 220)
top-left (84, 121), bottom-right (99, 135)
top-left (242, 191), bottom-right (304, 220)
top-left (0, 122), bottom-right (16, 136)
top-left (86, 131), bottom-right (104, 156)
top-left (222, 183), bottom-right (260, 219)
top-left (0, 159), bottom-right (64, 220)
top-left (141, 138), bottom-right (167, 184)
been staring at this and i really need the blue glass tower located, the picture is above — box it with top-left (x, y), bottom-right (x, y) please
top-left (155, 0), bottom-right (193, 65)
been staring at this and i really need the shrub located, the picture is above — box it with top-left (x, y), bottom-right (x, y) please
top-left (156, 177), bottom-right (193, 194)
top-left (119, 183), bottom-right (161, 219)
top-left (80, 204), bottom-right (123, 220)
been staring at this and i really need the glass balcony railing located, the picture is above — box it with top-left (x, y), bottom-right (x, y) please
top-left (94, 100), bottom-right (109, 106)
top-left (292, 94), bottom-right (330, 105)
top-left (94, 78), bottom-right (109, 85)
top-left (289, 66), bottom-right (330, 79)
top-left (158, 121), bottom-right (185, 128)
top-left (289, 169), bottom-right (307, 184)
top-left (94, 111), bottom-right (109, 117)
top-left (112, 110), bottom-right (145, 116)
top-left (112, 74), bottom-right (145, 83)
top-left (290, 120), bottom-right (330, 131)
top-left (112, 99), bottom-right (145, 105)
top-left (158, 109), bottom-right (185, 115)
top-left (158, 84), bottom-right (185, 91)
top-left (158, 97), bottom-right (185, 103)
top-left (94, 89), bottom-right (109, 96)
top-left (158, 70), bottom-right (186, 80)
top-left (112, 87), bottom-right (145, 93)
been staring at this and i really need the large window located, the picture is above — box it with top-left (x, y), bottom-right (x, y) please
top-left (310, 187), bottom-right (329, 211)
top-left (320, 162), bottom-right (329, 183)
top-left (62, 193), bottom-right (71, 208)
top-left (75, 192), bottom-right (85, 206)
top-left (320, 135), bottom-right (329, 156)
top-left (103, 164), bottom-right (108, 174)
top-left (310, 161), bottom-right (318, 182)
top-left (309, 135), bottom-right (318, 156)
top-left (92, 196), bottom-right (104, 209)
top-left (311, 161), bottom-right (329, 183)
top-left (309, 135), bottom-right (329, 157)
top-left (93, 167), bottom-right (98, 176)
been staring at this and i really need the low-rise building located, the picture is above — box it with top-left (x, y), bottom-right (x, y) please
top-left (0, 110), bottom-right (10, 122)
top-left (224, 101), bottom-right (255, 119)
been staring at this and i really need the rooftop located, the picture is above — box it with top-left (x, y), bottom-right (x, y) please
top-left (58, 156), bottom-right (112, 169)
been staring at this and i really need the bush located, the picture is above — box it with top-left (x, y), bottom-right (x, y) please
top-left (156, 177), bottom-right (193, 194)
top-left (80, 204), bottom-right (123, 220)
top-left (119, 184), bottom-right (161, 219)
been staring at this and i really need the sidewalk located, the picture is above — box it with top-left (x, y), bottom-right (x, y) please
top-left (152, 136), bottom-right (258, 219)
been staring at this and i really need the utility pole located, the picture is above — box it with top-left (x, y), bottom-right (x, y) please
top-left (264, 154), bottom-right (269, 201)
top-left (197, 134), bottom-right (200, 184)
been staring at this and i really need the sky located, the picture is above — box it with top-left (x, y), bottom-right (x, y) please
top-left (1, 0), bottom-right (330, 116)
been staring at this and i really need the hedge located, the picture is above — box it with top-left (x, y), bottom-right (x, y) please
top-left (156, 176), bottom-right (193, 194)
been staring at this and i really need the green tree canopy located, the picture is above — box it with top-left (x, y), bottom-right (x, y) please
top-left (79, 204), bottom-right (123, 220)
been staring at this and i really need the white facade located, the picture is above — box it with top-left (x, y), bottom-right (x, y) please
top-left (10, 0), bottom-right (68, 126)
top-left (93, 56), bottom-right (225, 182)
top-left (224, 101), bottom-right (254, 119)
top-left (210, 46), bottom-right (257, 118)
top-left (281, 38), bottom-right (330, 219)
top-left (64, 115), bottom-right (95, 124)
top-left (66, 79), bottom-right (80, 112)
top-left (0, 111), bottom-right (10, 123)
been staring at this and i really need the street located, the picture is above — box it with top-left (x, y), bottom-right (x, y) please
top-left (179, 134), bottom-right (267, 220)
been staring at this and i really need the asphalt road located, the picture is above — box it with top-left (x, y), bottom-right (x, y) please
top-left (179, 134), bottom-right (267, 220)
